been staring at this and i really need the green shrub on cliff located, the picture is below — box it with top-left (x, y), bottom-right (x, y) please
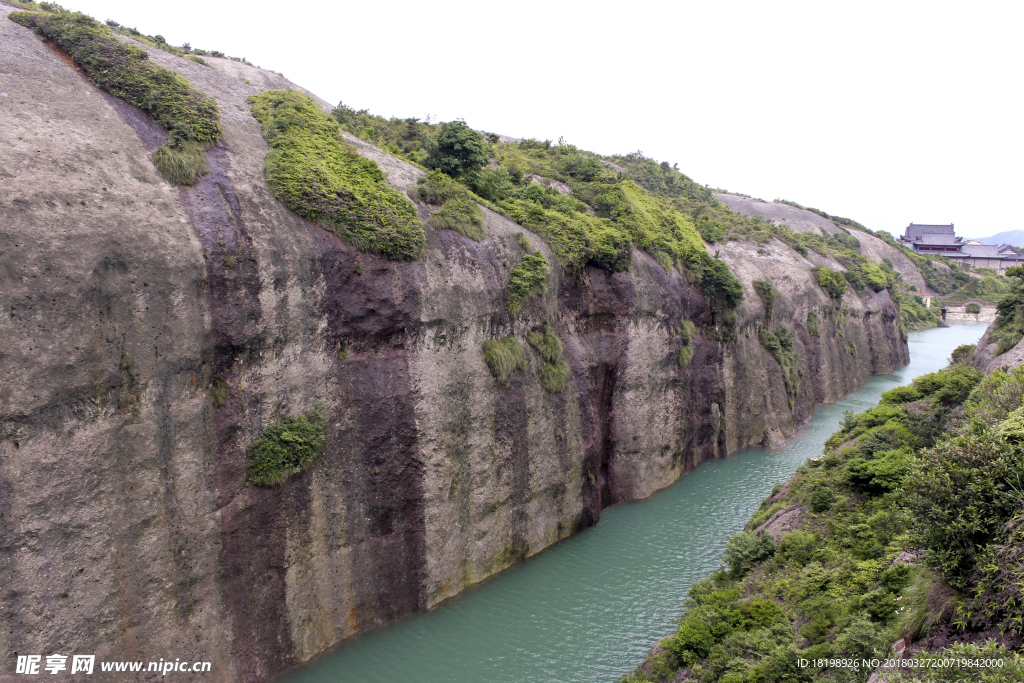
top-left (482, 337), bottom-right (527, 382)
top-left (759, 325), bottom-right (798, 397)
top-left (526, 330), bottom-right (570, 392)
top-left (538, 361), bottom-right (570, 393)
top-left (248, 90), bottom-right (424, 260)
top-left (988, 277), bottom-right (1024, 355)
top-left (426, 119), bottom-right (489, 179)
top-left (752, 280), bottom-right (777, 317)
top-left (326, 106), bottom-right (747, 315)
top-left (526, 331), bottom-right (563, 363)
top-left (806, 311), bottom-right (820, 336)
top-left (811, 266), bottom-right (847, 300)
top-left (9, 10), bottom-right (221, 186)
top-left (408, 171), bottom-right (486, 241)
top-left (246, 403), bottom-right (327, 487)
top-left (507, 251), bottom-right (550, 315)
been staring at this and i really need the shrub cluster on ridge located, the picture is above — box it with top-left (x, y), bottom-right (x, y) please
top-left (9, 8), bottom-right (221, 185)
top-left (248, 90), bottom-right (424, 260)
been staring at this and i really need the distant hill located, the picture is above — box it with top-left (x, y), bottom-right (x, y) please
top-left (974, 229), bottom-right (1024, 246)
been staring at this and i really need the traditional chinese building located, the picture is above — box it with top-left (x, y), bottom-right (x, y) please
top-left (898, 223), bottom-right (1023, 270)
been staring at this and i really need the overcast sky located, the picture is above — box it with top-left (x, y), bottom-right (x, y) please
top-left (61, 0), bottom-right (1024, 238)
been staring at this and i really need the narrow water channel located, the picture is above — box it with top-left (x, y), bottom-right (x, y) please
top-left (282, 322), bottom-right (988, 683)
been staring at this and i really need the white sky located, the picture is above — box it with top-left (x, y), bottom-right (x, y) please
top-left (60, 0), bottom-right (1024, 238)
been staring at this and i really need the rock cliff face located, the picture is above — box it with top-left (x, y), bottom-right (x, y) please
top-left (0, 9), bottom-right (909, 681)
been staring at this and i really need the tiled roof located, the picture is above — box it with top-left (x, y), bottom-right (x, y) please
top-left (916, 234), bottom-right (962, 245)
top-left (908, 223), bottom-right (955, 232)
top-left (960, 244), bottom-right (1005, 258)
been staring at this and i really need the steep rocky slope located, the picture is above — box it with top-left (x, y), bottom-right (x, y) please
top-left (0, 7), bottom-right (910, 681)
top-left (715, 194), bottom-right (928, 293)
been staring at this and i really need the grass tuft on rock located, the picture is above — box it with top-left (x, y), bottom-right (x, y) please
top-left (9, 10), bottom-right (221, 186)
top-left (409, 170), bottom-right (486, 241)
top-left (152, 142), bottom-right (208, 185)
top-left (430, 199), bottom-right (485, 241)
top-left (482, 337), bottom-right (527, 382)
top-left (246, 403), bottom-right (326, 487)
top-left (248, 90), bottom-right (424, 260)
top-left (526, 331), bottom-right (563, 363)
top-left (538, 361), bottom-right (570, 393)
top-left (508, 251), bottom-right (549, 316)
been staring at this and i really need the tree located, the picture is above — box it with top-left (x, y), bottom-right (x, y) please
top-left (427, 120), bottom-right (489, 178)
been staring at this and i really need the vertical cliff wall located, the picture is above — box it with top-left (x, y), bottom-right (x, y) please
top-left (0, 8), bottom-right (910, 681)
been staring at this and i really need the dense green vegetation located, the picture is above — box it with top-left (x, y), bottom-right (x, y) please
top-left (248, 90), bottom-right (424, 260)
top-left (507, 251), bottom-right (550, 316)
top-left (9, 8), bottom-right (221, 185)
top-left (427, 120), bottom-right (489, 179)
top-left (627, 354), bottom-right (1024, 683)
top-left (812, 266), bottom-right (849, 300)
top-left (987, 266), bottom-right (1024, 355)
top-left (246, 403), bottom-right (327, 487)
top-left (327, 107), bottom-right (744, 311)
top-left (408, 170), bottom-right (486, 241)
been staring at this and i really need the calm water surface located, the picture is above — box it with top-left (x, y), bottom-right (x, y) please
top-left (282, 322), bottom-right (987, 683)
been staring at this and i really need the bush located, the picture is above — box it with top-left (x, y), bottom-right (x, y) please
top-left (880, 385), bottom-right (922, 405)
top-left (809, 487), bottom-right (834, 512)
top-left (507, 251), bottom-right (549, 315)
top-left (811, 266), bottom-right (847, 300)
top-left (806, 311), bottom-right (820, 336)
top-left (482, 337), bottom-right (526, 381)
top-left (699, 256), bottom-right (745, 313)
top-left (409, 171), bottom-right (486, 240)
top-left (246, 404), bottom-right (327, 487)
top-left (907, 431), bottom-right (1024, 589)
top-left (472, 166), bottom-right (517, 202)
top-left (723, 532), bottom-right (777, 578)
top-left (408, 169), bottom-right (464, 205)
top-left (10, 10), bottom-right (221, 185)
top-left (910, 365), bottom-right (982, 404)
top-left (965, 302), bottom-right (981, 314)
top-left (699, 221), bottom-right (725, 243)
top-left (950, 344), bottom-right (975, 365)
top-left (753, 280), bottom-right (777, 317)
top-left (427, 119), bottom-right (489, 178)
top-left (248, 91), bottom-right (424, 260)
top-left (516, 233), bottom-right (531, 251)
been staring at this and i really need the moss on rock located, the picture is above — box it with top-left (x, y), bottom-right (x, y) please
top-left (248, 90), bottom-right (424, 260)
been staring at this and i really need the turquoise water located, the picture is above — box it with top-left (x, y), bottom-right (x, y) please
top-left (282, 322), bottom-right (987, 683)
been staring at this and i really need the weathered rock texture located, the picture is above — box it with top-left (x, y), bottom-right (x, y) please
top-left (0, 9), bottom-right (911, 682)
top-left (715, 194), bottom-right (928, 293)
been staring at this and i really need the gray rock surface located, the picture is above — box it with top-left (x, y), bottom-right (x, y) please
top-left (0, 9), bottom-right (913, 681)
top-left (714, 194), bottom-right (842, 235)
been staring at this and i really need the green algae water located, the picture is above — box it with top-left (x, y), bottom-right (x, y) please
top-left (282, 322), bottom-right (988, 683)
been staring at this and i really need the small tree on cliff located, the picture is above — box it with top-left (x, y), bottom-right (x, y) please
top-left (427, 120), bottom-right (489, 179)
